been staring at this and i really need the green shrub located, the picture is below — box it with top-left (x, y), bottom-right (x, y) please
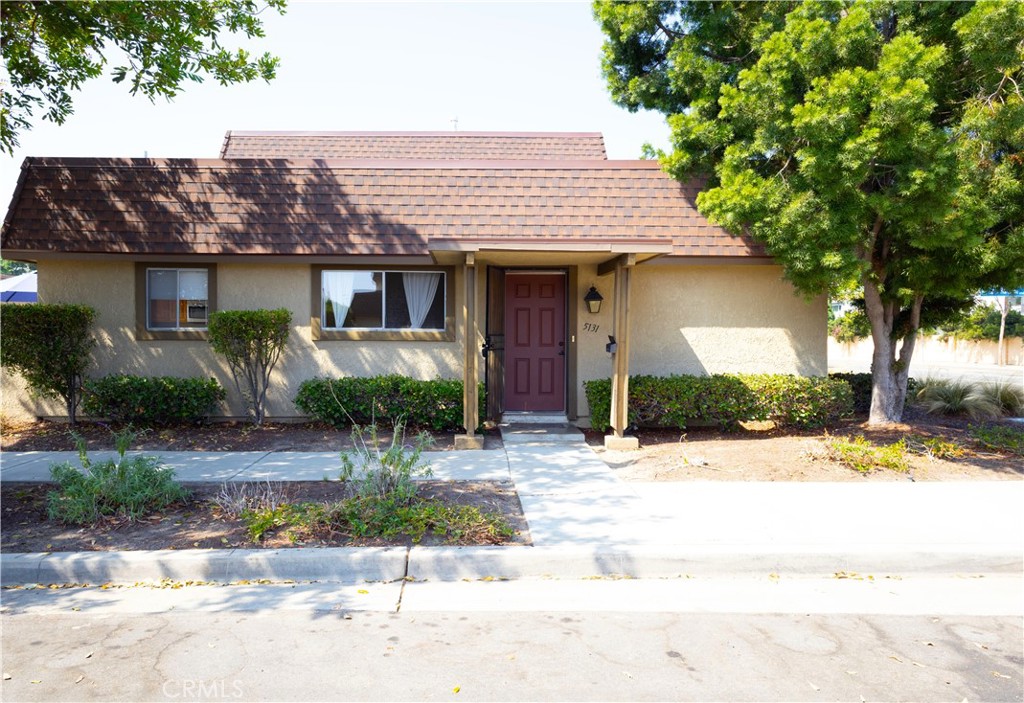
top-left (915, 378), bottom-right (1001, 420)
top-left (0, 303), bottom-right (96, 424)
top-left (208, 308), bottom-right (291, 425)
top-left (974, 380), bottom-right (1024, 417)
top-left (46, 428), bottom-right (188, 524)
top-left (82, 375), bottom-right (225, 426)
top-left (828, 373), bottom-right (919, 414)
top-left (583, 374), bottom-right (853, 432)
top-left (830, 309), bottom-right (871, 343)
top-left (340, 420), bottom-right (434, 504)
top-left (294, 375), bottom-right (484, 432)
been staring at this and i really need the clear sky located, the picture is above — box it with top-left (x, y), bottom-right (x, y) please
top-left (0, 0), bottom-right (670, 210)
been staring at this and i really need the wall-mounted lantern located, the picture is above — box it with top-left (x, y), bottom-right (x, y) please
top-left (584, 286), bottom-right (604, 314)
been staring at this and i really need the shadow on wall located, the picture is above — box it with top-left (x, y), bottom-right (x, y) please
top-left (6, 159), bottom-right (469, 420)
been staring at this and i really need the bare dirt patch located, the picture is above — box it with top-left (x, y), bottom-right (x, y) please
top-left (0, 480), bottom-right (528, 554)
top-left (0, 420), bottom-right (504, 452)
top-left (586, 415), bottom-right (1023, 482)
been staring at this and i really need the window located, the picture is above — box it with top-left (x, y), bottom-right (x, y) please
top-left (322, 270), bottom-right (446, 331)
top-left (146, 268), bottom-right (209, 330)
top-left (135, 264), bottom-right (216, 340)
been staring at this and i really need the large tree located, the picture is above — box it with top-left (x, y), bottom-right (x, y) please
top-left (596, 0), bottom-right (1024, 424)
top-left (0, 0), bottom-right (286, 154)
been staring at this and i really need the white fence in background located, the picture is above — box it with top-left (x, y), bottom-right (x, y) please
top-left (829, 335), bottom-right (1023, 369)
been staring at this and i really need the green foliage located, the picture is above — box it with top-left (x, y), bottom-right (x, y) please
top-left (0, 259), bottom-right (34, 276)
top-left (0, 303), bottom-right (96, 424)
top-left (969, 424), bottom-right (1024, 456)
top-left (904, 435), bottom-right (968, 460)
top-left (340, 420), bottom-right (434, 505)
top-left (941, 304), bottom-right (1024, 341)
top-left (82, 374), bottom-right (225, 427)
top-left (241, 496), bottom-right (513, 546)
top-left (830, 309), bottom-right (871, 343)
top-left (208, 308), bottom-right (291, 425)
top-left (830, 373), bottom-right (918, 415)
top-left (46, 428), bottom-right (188, 524)
top-left (294, 375), bottom-right (484, 432)
top-left (913, 377), bottom-right (1015, 420)
top-left (825, 435), bottom-right (909, 474)
top-left (584, 374), bottom-right (853, 432)
top-left (0, 0), bottom-right (286, 153)
top-left (596, 0), bottom-right (1024, 423)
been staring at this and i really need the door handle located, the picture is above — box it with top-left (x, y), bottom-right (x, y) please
top-left (558, 340), bottom-right (565, 357)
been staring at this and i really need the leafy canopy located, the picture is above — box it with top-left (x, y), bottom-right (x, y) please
top-left (596, 0), bottom-right (1024, 422)
top-left (0, 0), bottom-right (286, 154)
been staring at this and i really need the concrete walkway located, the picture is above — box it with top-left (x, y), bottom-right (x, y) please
top-left (2, 427), bottom-right (1022, 585)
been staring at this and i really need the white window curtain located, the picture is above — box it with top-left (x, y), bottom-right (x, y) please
top-left (402, 272), bottom-right (441, 329)
top-left (323, 272), bottom-right (356, 327)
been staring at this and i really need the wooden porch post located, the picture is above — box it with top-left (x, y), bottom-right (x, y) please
top-left (605, 256), bottom-right (638, 450)
top-left (455, 253), bottom-right (484, 450)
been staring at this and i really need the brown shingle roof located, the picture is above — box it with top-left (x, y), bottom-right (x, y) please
top-left (220, 131), bottom-right (609, 160)
top-left (1, 157), bottom-right (765, 258)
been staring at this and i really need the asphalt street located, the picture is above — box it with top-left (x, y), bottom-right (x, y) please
top-left (2, 574), bottom-right (1021, 702)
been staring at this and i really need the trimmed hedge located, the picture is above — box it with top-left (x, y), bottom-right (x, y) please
top-left (0, 303), bottom-right (96, 424)
top-left (584, 374), bottom-right (854, 432)
top-left (82, 375), bottom-right (226, 426)
top-left (294, 375), bottom-right (484, 432)
top-left (828, 372), bottom-right (918, 414)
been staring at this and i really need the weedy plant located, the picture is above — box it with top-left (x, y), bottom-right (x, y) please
top-left (969, 424), bottom-right (1024, 457)
top-left (340, 419), bottom-right (434, 504)
top-left (47, 426), bottom-right (188, 524)
top-left (825, 435), bottom-right (909, 474)
top-left (903, 435), bottom-right (968, 460)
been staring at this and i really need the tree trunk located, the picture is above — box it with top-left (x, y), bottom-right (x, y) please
top-left (997, 296), bottom-right (1008, 367)
top-left (863, 279), bottom-right (922, 425)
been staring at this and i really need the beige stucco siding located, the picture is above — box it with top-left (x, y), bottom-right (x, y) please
top-left (1, 260), bottom-right (462, 422)
top-left (1, 259), bottom-right (824, 425)
top-left (573, 263), bottom-right (827, 421)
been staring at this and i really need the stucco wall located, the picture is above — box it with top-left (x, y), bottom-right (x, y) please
top-left (2, 259), bottom-right (824, 425)
top-left (572, 262), bottom-right (827, 421)
top-left (829, 335), bottom-right (1024, 368)
top-left (1, 260), bottom-right (462, 422)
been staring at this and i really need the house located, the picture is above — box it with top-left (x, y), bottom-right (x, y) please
top-left (0, 131), bottom-right (826, 448)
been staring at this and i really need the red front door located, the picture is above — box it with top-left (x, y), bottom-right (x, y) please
top-left (504, 273), bottom-right (566, 412)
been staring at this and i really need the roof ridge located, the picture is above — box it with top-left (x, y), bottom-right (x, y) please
top-left (26, 157), bottom-right (661, 170)
top-left (224, 130), bottom-right (605, 138)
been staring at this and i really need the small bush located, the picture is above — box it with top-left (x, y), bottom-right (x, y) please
top-left (825, 435), bottom-right (909, 473)
top-left (974, 381), bottom-right (1024, 417)
top-left (208, 308), bottom-right (291, 425)
top-left (294, 375), bottom-right (484, 432)
top-left (340, 420), bottom-right (433, 504)
top-left (969, 424), bottom-right (1024, 456)
top-left (0, 303), bottom-right (96, 423)
top-left (915, 378), bottom-right (1001, 420)
top-left (83, 375), bottom-right (225, 426)
top-left (584, 374), bottom-right (853, 432)
top-left (46, 428), bottom-right (188, 524)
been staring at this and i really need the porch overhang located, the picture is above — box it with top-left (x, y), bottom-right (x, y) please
top-left (427, 238), bottom-right (672, 268)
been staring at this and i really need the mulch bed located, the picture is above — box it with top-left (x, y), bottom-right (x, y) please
top-left (0, 421), bottom-right (504, 452)
top-left (0, 480), bottom-right (529, 554)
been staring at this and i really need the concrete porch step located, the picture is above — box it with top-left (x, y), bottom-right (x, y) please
top-left (500, 424), bottom-right (586, 445)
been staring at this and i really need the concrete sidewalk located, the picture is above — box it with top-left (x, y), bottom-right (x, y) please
top-left (2, 428), bottom-right (1022, 585)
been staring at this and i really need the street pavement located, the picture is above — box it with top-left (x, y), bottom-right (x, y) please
top-left (2, 427), bottom-right (1022, 701)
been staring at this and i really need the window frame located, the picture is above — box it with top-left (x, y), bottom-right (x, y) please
top-left (312, 264), bottom-right (455, 342)
top-left (134, 263), bottom-right (217, 341)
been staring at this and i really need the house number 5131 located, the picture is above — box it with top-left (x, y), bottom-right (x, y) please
top-left (583, 323), bottom-right (600, 333)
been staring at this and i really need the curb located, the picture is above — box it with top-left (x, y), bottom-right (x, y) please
top-left (2, 543), bottom-right (1020, 586)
